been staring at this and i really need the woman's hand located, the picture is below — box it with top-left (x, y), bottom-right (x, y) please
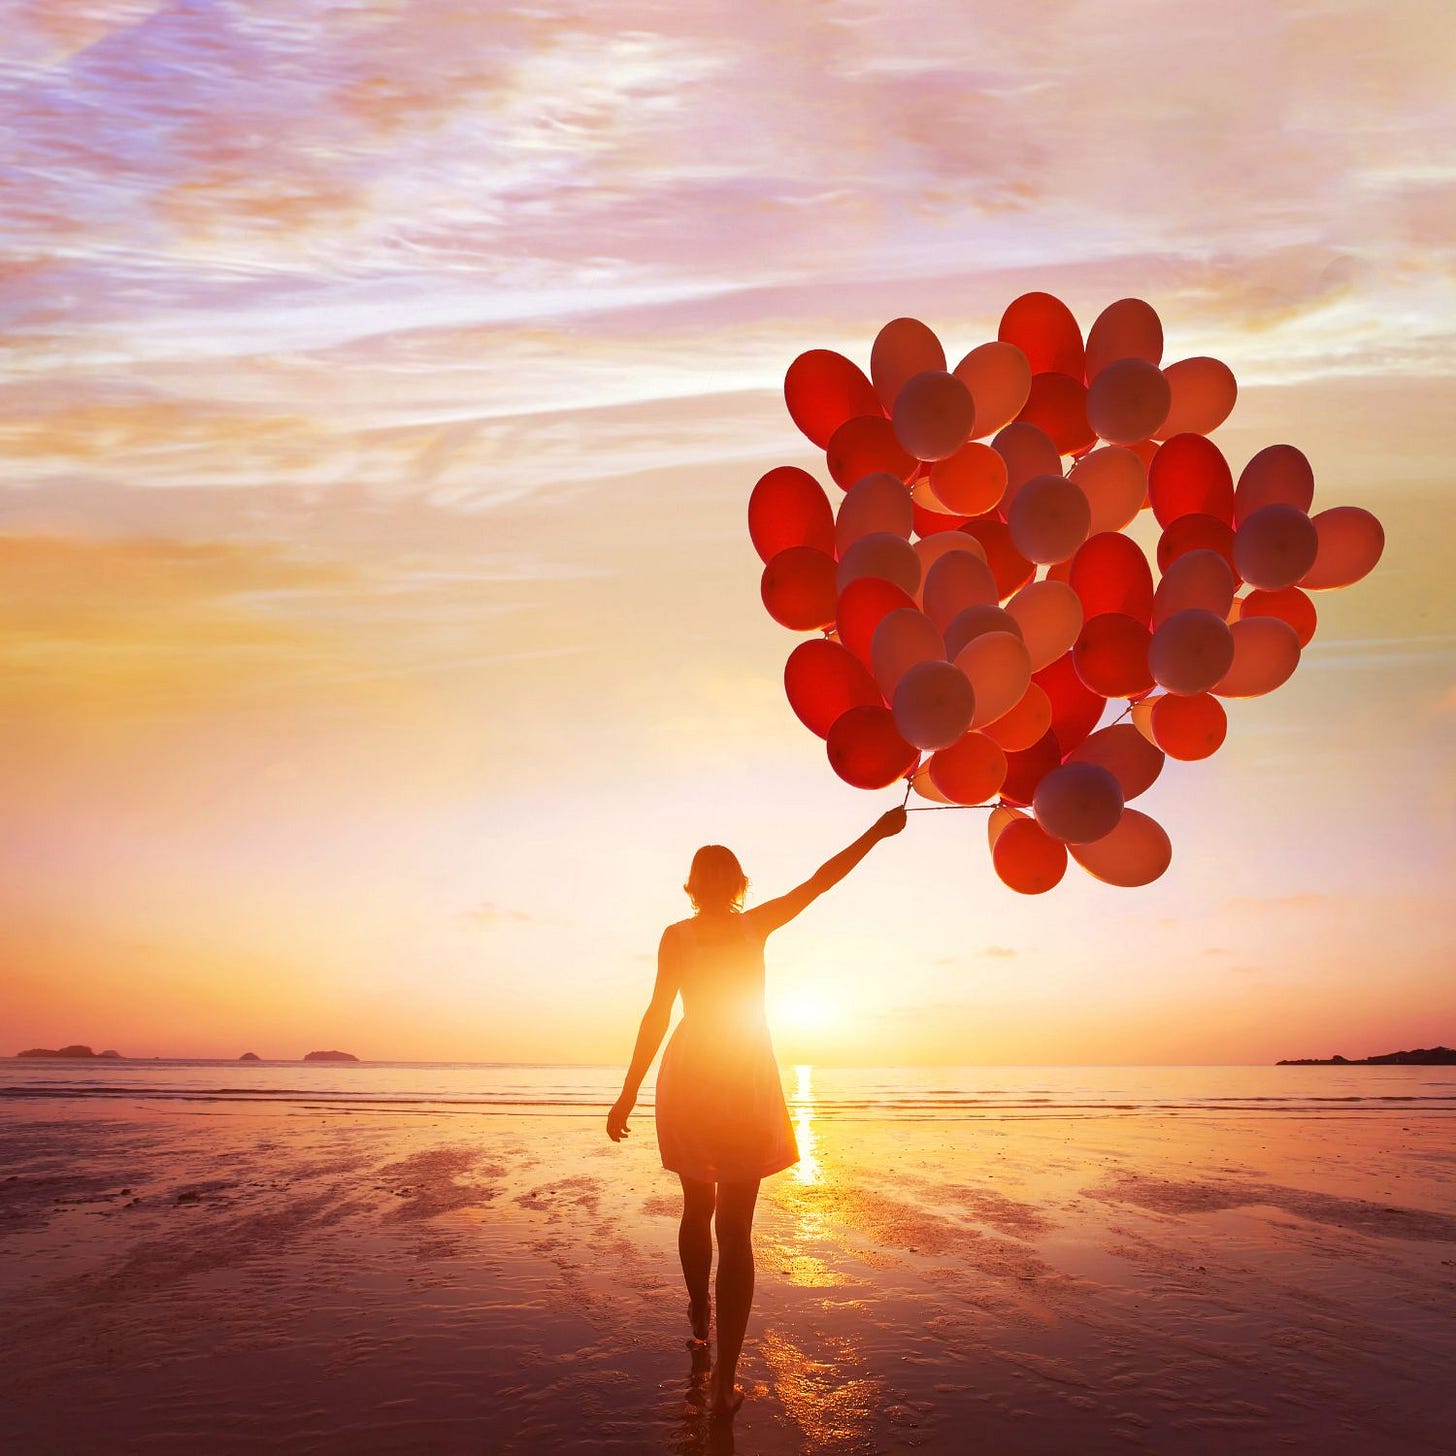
top-left (606, 1094), bottom-right (635, 1142)
top-left (873, 807), bottom-right (908, 839)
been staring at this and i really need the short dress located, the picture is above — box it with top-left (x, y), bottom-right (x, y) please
top-left (654, 911), bottom-right (799, 1185)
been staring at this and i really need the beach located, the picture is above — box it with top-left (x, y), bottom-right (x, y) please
top-left (2, 1066), bottom-right (1453, 1454)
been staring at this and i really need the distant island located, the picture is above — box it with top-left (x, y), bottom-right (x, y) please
top-left (16, 1045), bottom-right (124, 1060)
top-left (303, 1050), bottom-right (360, 1062)
top-left (239, 1052), bottom-right (261, 1061)
top-left (1277, 1046), bottom-right (1455, 1066)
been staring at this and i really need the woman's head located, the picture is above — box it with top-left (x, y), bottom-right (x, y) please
top-left (685, 845), bottom-right (748, 915)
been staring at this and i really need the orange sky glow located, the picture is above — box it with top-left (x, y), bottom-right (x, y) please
top-left (2, 1), bottom-right (1453, 1065)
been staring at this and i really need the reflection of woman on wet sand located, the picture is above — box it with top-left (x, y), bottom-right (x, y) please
top-left (607, 808), bottom-right (907, 1421)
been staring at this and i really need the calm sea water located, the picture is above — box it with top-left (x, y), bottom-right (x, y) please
top-left (2, 1060), bottom-right (1452, 1118)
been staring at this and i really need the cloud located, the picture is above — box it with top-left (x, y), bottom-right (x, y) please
top-left (1220, 893), bottom-right (1327, 914)
top-left (983, 945), bottom-right (1018, 958)
top-left (462, 901), bottom-right (536, 927)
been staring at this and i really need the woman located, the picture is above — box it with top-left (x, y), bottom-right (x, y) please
top-left (606, 807), bottom-right (907, 1420)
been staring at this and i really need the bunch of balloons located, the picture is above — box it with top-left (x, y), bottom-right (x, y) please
top-left (749, 294), bottom-right (1384, 893)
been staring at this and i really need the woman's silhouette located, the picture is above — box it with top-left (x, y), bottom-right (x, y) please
top-left (607, 808), bottom-right (907, 1420)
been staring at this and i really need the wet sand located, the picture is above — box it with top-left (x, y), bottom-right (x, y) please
top-left (2, 1101), bottom-right (1452, 1454)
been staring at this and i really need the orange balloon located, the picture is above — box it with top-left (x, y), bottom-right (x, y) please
top-left (1148, 691), bottom-right (1227, 760)
top-left (761, 547), bottom-right (837, 630)
top-left (992, 421), bottom-right (1062, 508)
top-left (913, 530), bottom-right (986, 593)
top-left (944, 603), bottom-right (1022, 659)
top-left (1016, 372), bottom-right (1095, 456)
top-left (1073, 612), bottom-right (1153, 698)
top-left (893, 659), bottom-right (976, 750)
top-left (1007, 474), bottom-right (1091, 565)
top-left (928, 729), bottom-right (1007, 804)
top-left (992, 816), bottom-right (1069, 894)
top-left (826, 706), bottom-right (917, 790)
top-left (983, 681), bottom-right (1054, 752)
top-left (1085, 357), bottom-right (1170, 445)
top-left (784, 350), bottom-right (882, 449)
top-left (1155, 357), bottom-right (1237, 438)
top-left (998, 293), bottom-right (1085, 378)
top-left (1234, 504), bottom-right (1319, 591)
top-left (910, 761), bottom-right (953, 803)
top-left (1235, 443), bottom-right (1314, 524)
top-left (1156, 513), bottom-right (1238, 578)
top-left (1239, 586), bottom-right (1317, 647)
top-left (988, 803), bottom-right (1027, 849)
top-left (955, 630), bottom-right (1033, 728)
top-left (835, 472), bottom-right (913, 553)
top-left (1005, 579), bottom-right (1084, 670)
top-left (1152, 548), bottom-right (1236, 626)
top-left (1070, 446), bottom-right (1147, 535)
top-left (1033, 761), bottom-right (1124, 844)
top-left (870, 607), bottom-right (944, 697)
top-left (922, 550), bottom-right (1000, 631)
top-left (871, 318), bottom-right (946, 413)
top-left (1213, 616), bottom-right (1301, 698)
top-left (749, 465), bottom-right (837, 564)
top-left (1299, 507), bottom-right (1385, 590)
top-left (826, 415), bottom-right (917, 489)
top-left (953, 342), bottom-right (1032, 438)
top-left (1069, 723), bottom-right (1165, 800)
top-left (893, 370), bottom-right (976, 461)
top-left (929, 441), bottom-right (1008, 516)
top-left (836, 531), bottom-right (921, 598)
top-left (1149, 607), bottom-right (1236, 695)
top-left (1070, 809), bottom-right (1172, 886)
top-left (1084, 298), bottom-right (1164, 380)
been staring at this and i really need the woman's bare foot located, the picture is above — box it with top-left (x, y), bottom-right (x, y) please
top-left (687, 1297), bottom-right (710, 1345)
top-left (707, 1369), bottom-right (744, 1421)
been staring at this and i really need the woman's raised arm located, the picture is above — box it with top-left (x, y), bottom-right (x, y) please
top-left (747, 807), bottom-right (907, 938)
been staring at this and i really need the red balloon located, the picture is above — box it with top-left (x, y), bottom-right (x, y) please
top-left (1156, 513), bottom-right (1238, 579)
top-left (928, 730), bottom-right (1007, 805)
top-left (1073, 612), bottom-right (1154, 698)
top-left (992, 816), bottom-right (1068, 894)
top-left (835, 577), bottom-right (917, 664)
top-left (960, 517), bottom-right (1036, 599)
top-left (1235, 443), bottom-right (1314, 524)
top-left (911, 499), bottom-right (972, 536)
top-left (894, 370), bottom-right (976, 461)
top-left (1149, 691), bottom-right (1227, 760)
top-left (1234, 503), bottom-right (1319, 591)
top-left (992, 421), bottom-right (1062, 507)
top-left (826, 415), bottom-right (918, 489)
top-left (1000, 727), bottom-right (1063, 808)
top-left (1033, 652), bottom-right (1106, 753)
top-left (1084, 298), bottom-right (1164, 380)
top-left (1068, 532), bottom-right (1155, 623)
top-left (999, 292), bottom-right (1085, 378)
top-left (1239, 586), bottom-right (1317, 647)
top-left (749, 465), bottom-right (836, 564)
top-left (784, 638), bottom-right (883, 739)
top-left (1016, 372), bottom-right (1095, 456)
top-left (784, 350), bottom-right (882, 449)
top-left (871, 318), bottom-right (946, 413)
top-left (1069, 723), bottom-right (1165, 800)
top-left (761, 547), bottom-right (837, 630)
top-left (1147, 434), bottom-right (1234, 527)
top-left (826, 706), bottom-right (918, 790)
top-left (1033, 761), bottom-right (1124, 844)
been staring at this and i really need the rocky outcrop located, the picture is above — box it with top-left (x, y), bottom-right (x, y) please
top-left (16, 1045), bottom-right (118, 1059)
top-left (239, 1052), bottom-right (262, 1061)
top-left (303, 1049), bottom-right (360, 1062)
top-left (1277, 1046), bottom-right (1456, 1066)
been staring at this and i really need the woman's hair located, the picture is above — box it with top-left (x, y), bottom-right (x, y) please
top-left (684, 845), bottom-right (748, 914)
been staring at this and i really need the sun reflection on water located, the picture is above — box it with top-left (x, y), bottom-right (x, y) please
top-left (790, 1063), bottom-right (819, 1186)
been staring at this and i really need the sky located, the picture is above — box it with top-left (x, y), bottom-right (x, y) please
top-left (2, 0), bottom-right (1453, 1065)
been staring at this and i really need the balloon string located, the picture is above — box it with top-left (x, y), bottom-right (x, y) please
top-left (906, 803), bottom-right (996, 813)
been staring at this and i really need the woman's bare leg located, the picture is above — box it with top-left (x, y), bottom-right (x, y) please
top-left (678, 1175), bottom-right (715, 1342)
top-left (709, 1178), bottom-right (760, 1417)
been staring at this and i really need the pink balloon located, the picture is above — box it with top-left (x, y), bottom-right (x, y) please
top-left (836, 531), bottom-right (921, 598)
top-left (1085, 358), bottom-right (1170, 445)
top-left (1007, 474), bottom-right (1092, 565)
top-left (914, 529), bottom-right (986, 587)
top-left (1235, 444), bottom-right (1314, 524)
top-left (870, 607), bottom-right (945, 697)
top-left (835, 472), bottom-right (913, 554)
top-left (992, 422), bottom-right (1062, 508)
top-left (922, 550), bottom-right (1000, 631)
top-left (893, 659), bottom-right (976, 750)
top-left (1149, 608), bottom-right (1237, 695)
top-left (1033, 762), bottom-right (1125, 844)
top-left (1234, 504), bottom-right (1319, 591)
top-left (893, 370), bottom-right (976, 461)
top-left (1152, 549), bottom-right (1236, 626)
top-left (1213, 616), bottom-right (1301, 697)
top-left (944, 603), bottom-right (1023, 659)
top-left (1070, 809), bottom-right (1172, 886)
top-left (1070, 724), bottom-right (1165, 800)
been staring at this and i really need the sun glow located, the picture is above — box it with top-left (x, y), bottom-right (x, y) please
top-left (768, 986), bottom-right (840, 1038)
